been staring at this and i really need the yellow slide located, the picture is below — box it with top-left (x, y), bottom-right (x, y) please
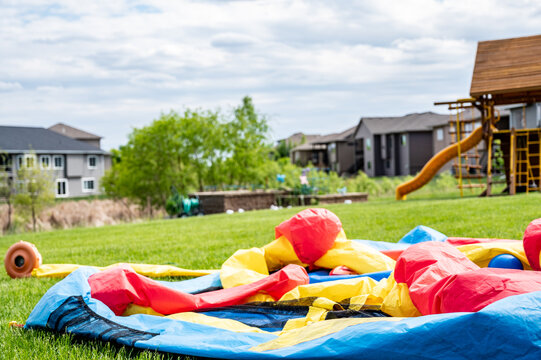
top-left (396, 126), bottom-right (484, 200)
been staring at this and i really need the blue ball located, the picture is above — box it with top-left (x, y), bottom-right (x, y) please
top-left (488, 254), bottom-right (524, 270)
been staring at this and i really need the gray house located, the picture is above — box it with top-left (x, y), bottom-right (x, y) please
top-left (290, 126), bottom-right (357, 175)
top-left (0, 125), bottom-right (111, 198)
top-left (506, 103), bottom-right (541, 129)
top-left (354, 112), bottom-right (450, 177)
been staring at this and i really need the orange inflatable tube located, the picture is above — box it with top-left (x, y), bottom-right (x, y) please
top-left (4, 241), bottom-right (42, 279)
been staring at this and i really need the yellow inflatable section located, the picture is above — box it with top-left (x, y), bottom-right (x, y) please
top-left (32, 263), bottom-right (217, 278)
top-left (395, 125), bottom-right (484, 200)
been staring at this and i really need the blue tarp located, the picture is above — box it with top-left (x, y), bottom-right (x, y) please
top-left (26, 267), bottom-right (541, 359)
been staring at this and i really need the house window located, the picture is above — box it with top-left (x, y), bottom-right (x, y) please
top-left (0, 154), bottom-right (11, 172)
top-left (82, 177), bottom-right (95, 193)
top-left (40, 155), bottom-right (51, 169)
top-left (17, 154), bottom-right (36, 169)
top-left (366, 139), bottom-right (371, 151)
top-left (53, 155), bottom-right (64, 170)
top-left (367, 161), bottom-right (371, 170)
top-left (537, 104), bottom-right (541, 127)
top-left (465, 123), bottom-right (473, 132)
top-left (87, 155), bottom-right (97, 169)
top-left (56, 179), bottom-right (68, 198)
top-left (401, 135), bottom-right (407, 146)
top-left (328, 143), bottom-right (336, 163)
top-left (436, 129), bottom-right (444, 141)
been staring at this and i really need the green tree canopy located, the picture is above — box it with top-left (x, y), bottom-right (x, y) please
top-left (102, 96), bottom-right (273, 211)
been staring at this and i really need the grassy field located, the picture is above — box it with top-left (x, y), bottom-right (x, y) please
top-left (2, 192), bottom-right (541, 359)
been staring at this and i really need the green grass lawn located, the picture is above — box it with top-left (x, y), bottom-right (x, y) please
top-left (2, 193), bottom-right (541, 359)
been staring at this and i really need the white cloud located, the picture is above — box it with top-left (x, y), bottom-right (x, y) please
top-left (0, 81), bottom-right (23, 91)
top-left (0, 0), bottom-right (540, 149)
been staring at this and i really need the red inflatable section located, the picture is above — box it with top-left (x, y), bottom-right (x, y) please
top-left (445, 237), bottom-right (517, 246)
top-left (89, 264), bottom-right (309, 316)
top-left (395, 242), bottom-right (541, 315)
top-left (523, 218), bottom-right (541, 271)
top-left (275, 208), bottom-right (342, 265)
top-left (330, 265), bottom-right (358, 275)
top-left (380, 249), bottom-right (403, 260)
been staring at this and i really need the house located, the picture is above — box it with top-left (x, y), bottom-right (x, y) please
top-left (505, 103), bottom-right (541, 129)
top-left (49, 122), bottom-right (103, 148)
top-left (289, 126), bottom-right (357, 175)
top-left (290, 140), bottom-right (326, 167)
top-left (277, 132), bottom-right (322, 164)
top-left (354, 112), bottom-right (450, 177)
top-left (0, 125), bottom-right (111, 198)
top-left (309, 126), bottom-right (357, 174)
top-left (277, 132), bottom-right (320, 148)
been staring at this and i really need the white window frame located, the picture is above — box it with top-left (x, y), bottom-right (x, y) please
top-left (53, 155), bottom-right (64, 170)
top-left (39, 155), bottom-right (51, 170)
top-left (436, 128), bottom-right (444, 141)
top-left (17, 154), bottom-right (36, 169)
top-left (87, 155), bottom-right (97, 169)
top-left (537, 104), bottom-right (541, 128)
top-left (55, 178), bottom-right (69, 198)
top-left (81, 177), bottom-right (96, 193)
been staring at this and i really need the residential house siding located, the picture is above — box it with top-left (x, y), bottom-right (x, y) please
top-left (354, 112), bottom-right (450, 177)
top-left (0, 125), bottom-right (110, 199)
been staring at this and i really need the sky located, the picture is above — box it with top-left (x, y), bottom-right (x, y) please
top-left (1, 0), bottom-right (540, 150)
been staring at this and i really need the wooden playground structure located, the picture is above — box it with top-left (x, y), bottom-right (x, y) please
top-left (396, 34), bottom-right (541, 199)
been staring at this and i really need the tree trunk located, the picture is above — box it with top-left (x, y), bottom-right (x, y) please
top-left (147, 196), bottom-right (153, 218)
top-left (31, 205), bottom-right (36, 232)
top-left (120, 199), bottom-right (133, 221)
top-left (6, 198), bottom-right (12, 232)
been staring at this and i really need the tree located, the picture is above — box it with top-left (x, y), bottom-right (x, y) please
top-left (178, 110), bottom-right (227, 191)
top-left (14, 154), bottom-right (54, 232)
top-left (225, 96), bottom-right (271, 186)
top-left (102, 96), bottom-right (272, 210)
top-left (0, 152), bottom-right (15, 233)
top-left (274, 140), bottom-right (293, 160)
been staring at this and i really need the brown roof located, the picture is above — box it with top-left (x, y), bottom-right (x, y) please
top-left (48, 123), bottom-right (101, 140)
top-left (291, 140), bottom-right (326, 152)
top-left (311, 126), bottom-right (356, 144)
top-left (470, 34), bottom-right (541, 104)
top-left (279, 132), bottom-right (320, 146)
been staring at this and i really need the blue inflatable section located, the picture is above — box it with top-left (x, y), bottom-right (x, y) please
top-left (157, 272), bottom-right (222, 293)
top-left (26, 267), bottom-right (541, 359)
top-left (398, 225), bottom-right (447, 244)
top-left (353, 239), bottom-right (410, 251)
top-left (308, 270), bottom-right (392, 283)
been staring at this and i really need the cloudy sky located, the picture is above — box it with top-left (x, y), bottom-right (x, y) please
top-left (1, 0), bottom-right (540, 150)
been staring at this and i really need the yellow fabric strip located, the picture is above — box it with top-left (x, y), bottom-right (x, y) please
top-left (32, 263), bottom-right (217, 278)
top-left (122, 304), bottom-right (163, 317)
top-left (281, 306), bottom-right (328, 332)
top-left (252, 316), bottom-right (403, 352)
top-left (279, 276), bottom-right (382, 303)
top-left (166, 312), bottom-right (271, 333)
top-left (457, 241), bottom-right (531, 269)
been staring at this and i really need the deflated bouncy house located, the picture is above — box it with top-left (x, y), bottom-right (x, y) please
top-left (7, 208), bottom-right (541, 359)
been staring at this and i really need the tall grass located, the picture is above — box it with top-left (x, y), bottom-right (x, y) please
top-left (0, 199), bottom-right (159, 235)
